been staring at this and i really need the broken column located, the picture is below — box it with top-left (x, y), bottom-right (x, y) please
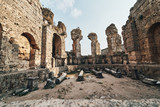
top-left (88, 33), bottom-right (101, 57)
top-left (71, 27), bottom-right (83, 58)
top-left (105, 24), bottom-right (122, 56)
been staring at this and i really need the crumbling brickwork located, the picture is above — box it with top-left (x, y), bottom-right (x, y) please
top-left (71, 28), bottom-right (83, 58)
top-left (122, 0), bottom-right (160, 64)
top-left (88, 33), bottom-right (101, 57)
top-left (106, 24), bottom-right (123, 56)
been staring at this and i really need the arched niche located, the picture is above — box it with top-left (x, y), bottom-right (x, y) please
top-left (20, 33), bottom-right (39, 68)
top-left (147, 22), bottom-right (160, 63)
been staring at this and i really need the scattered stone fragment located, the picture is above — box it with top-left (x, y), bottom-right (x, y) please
top-left (44, 79), bottom-right (56, 89)
top-left (142, 78), bottom-right (157, 85)
top-left (76, 70), bottom-right (84, 81)
top-left (55, 73), bottom-right (67, 84)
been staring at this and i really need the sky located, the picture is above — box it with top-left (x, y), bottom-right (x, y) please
top-left (40, 0), bottom-right (137, 55)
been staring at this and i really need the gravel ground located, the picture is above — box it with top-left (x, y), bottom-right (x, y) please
top-left (0, 99), bottom-right (160, 107)
top-left (1, 73), bottom-right (160, 106)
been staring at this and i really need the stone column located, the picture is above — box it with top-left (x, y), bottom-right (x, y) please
top-left (105, 24), bottom-right (122, 56)
top-left (71, 28), bottom-right (83, 58)
top-left (88, 33), bottom-right (101, 57)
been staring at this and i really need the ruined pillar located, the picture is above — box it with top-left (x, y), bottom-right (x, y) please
top-left (71, 28), bottom-right (83, 58)
top-left (105, 24), bottom-right (122, 56)
top-left (88, 33), bottom-right (101, 57)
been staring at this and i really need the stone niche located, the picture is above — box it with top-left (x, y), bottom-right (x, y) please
top-left (18, 36), bottom-right (30, 61)
top-left (71, 27), bottom-right (83, 58)
top-left (106, 24), bottom-right (123, 56)
top-left (88, 33), bottom-right (101, 57)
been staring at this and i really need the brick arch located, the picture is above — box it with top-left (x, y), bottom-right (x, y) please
top-left (147, 22), bottom-right (160, 63)
top-left (52, 33), bottom-right (61, 58)
top-left (21, 32), bottom-right (39, 68)
top-left (0, 23), bottom-right (3, 50)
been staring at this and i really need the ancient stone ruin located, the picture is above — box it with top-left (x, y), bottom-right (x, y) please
top-left (88, 33), bottom-right (101, 57)
top-left (0, 0), bottom-right (160, 105)
top-left (106, 24), bottom-right (123, 56)
top-left (71, 28), bottom-right (83, 58)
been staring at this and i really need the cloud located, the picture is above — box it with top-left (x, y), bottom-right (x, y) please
top-left (70, 8), bottom-right (82, 18)
top-left (55, 0), bottom-right (75, 12)
top-left (40, 0), bottom-right (82, 18)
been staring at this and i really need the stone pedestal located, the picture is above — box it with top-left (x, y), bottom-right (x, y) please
top-left (27, 77), bottom-right (39, 91)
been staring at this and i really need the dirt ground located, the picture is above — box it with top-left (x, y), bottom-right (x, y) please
top-left (3, 73), bottom-right (160, 103)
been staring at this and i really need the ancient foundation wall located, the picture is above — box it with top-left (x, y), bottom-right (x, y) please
top-left (0, 68), bottom-right (49, 95)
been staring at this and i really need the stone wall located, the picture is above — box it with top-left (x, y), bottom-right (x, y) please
top-left (0, 68), bottom-right (49, 95)
top-left (41, 9), bottom-right (67, 74)
top-left (122, 0), bottom-right (160, 64)
top-left (0, 0), bottom-right (68, 84)
top-left (0, 0), bottom-right (43, 72)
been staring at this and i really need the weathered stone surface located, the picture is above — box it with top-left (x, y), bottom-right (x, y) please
top-left (71, 27), bottom-right (83, 58)
top-left (0, 0), bottom-right (68, 76)
top-left (88, 33), bottom-right (101, 57)
top-left (42, 8), bottom-right (54, 25)
top-left (122, 0), bottom-right (160, 64)
top-left (106, 24), bottom-right (123, 56)
top-left (0, 0), bottom-right (43, 71)
top-left (0, 68), bottom-right (49, 95)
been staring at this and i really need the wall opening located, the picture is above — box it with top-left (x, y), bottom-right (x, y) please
top-left (0, 23), bottom-right (3, 50)
top-left (148, 22), bottom-right (160, 63)
top-left (21, 33), bottom-right (39, 68)
top-left (52, 33), bottom-right (61, 58)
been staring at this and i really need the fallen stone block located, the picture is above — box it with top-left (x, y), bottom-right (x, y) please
top-left (104, 68), bottom-right (122, 78)
top-left (77, 70), bottom-right (84, 81)
top-left (91, 69), bottom-right (103, 78)
top-left (142, 78), bottom-right (157, 85)
top-left (55, 73), bottom-right (67, 84)
top-left (13, 88), bottom-right (25, 96)
top-left (19, 89), bottom-right (29, 96)
top-left (156, 81), bottom-right (160, 85)
top-left (44, 79), bottom-right (56, 89)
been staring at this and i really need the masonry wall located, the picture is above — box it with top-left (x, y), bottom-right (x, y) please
top-left (0, 68), bottom-right (49, 95)
top-left (0, 0), bottom-right (43, 72)
top-left (122, 0), bottom-right (160, 64)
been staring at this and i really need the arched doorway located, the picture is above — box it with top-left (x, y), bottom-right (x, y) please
top-left (21, 33), bottom-right (39, 68)
top-left (0, 23), bottom-right (2, 50)
top-left (148, 22), bottom-right (160, 63)
top-left (52, 33), bottom-right (61, 58)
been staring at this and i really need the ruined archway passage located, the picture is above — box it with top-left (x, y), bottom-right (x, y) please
top-left (21, 33), bottom-right (39, 68)
top-left (148, 22), bottom-right (160, 63)
top-left (0, 23), bottom-right (3, 50)
top-left (52, 33), bottom-right (61, 58)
